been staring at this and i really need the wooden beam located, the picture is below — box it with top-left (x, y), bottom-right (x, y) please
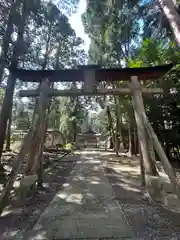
top-left (11, 63), bottom-right (173, 82)
top-left (19, 88), bottom-right (163, 97)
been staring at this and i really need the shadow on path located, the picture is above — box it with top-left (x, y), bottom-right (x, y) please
top-left (104, 154), bottom-right (180, 239)
top-left (25, 151), bottom-right (134, 240)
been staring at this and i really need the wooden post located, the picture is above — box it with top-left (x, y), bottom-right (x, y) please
top-left (139, 140), bottom-right (146, 187)
top-left (130, 76), bottom-right (158, 176)
top-left (84, 68), bottom-right (97, 92)
top-left (0, 79), bottom-right (49, 215)
top-left (0, 133), bottom-right (33, 214)
top-left (142, 111), bottom-right (180, 199)
top-left (147, 135), bottom-right (157, 166)
top-left (26, 79), bottom-right (49, 175)
top-left (133, 130), bottom-right (137, 155)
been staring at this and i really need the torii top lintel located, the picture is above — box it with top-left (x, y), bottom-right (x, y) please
top-left (10, 63), bottom-right (173, 82)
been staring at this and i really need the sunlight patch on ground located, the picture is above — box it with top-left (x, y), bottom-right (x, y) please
top-left (88, 176), bottom-right (100, 181)
top-left (32, 231), bottom-right (47, 239)
top-left (62, 183), bottom-right (70, 187)
top-left (57, 192), bottom-right (83, 204)
top-left (103, 154), bottom-right (142, 192)
top-left (4, 230), bottom-right (20, 238)
top-left (100, 152), bottom-right (127, 157)
top-left (1, 209), bottom-right (13, 217)
top-left (57, 192), bottom-right (69, 199)
top-left (66, 193), bottom-right (83, 204)
top-left (93, 165), bottom-right (101, 170)
top-left (113, 165), bottom-right (140, 174)
top-left (117, 183), bottom-right (140, 193)
top-left (90, 181), bottom-right (99, 185)
top-left (72, 176), bottom-right (85, 181)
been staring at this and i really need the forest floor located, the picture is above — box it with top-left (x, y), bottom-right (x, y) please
top-left (0, 153), bottom-right (78, 240)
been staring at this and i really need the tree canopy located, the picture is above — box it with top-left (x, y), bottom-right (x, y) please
top-left (0, 0), bottom-right (179, 160)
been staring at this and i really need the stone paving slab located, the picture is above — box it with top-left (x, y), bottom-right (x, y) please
top-left (25, 151), bottom-right (134, 240)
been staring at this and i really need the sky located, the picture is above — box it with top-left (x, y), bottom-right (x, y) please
top-left (68, 0), bottom-right (90, 52)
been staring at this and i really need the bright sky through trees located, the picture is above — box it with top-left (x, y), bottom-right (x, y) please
top-left (68, 0), bottom-right (90, 51)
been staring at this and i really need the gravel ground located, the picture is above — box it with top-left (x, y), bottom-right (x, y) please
top-left (0, 155), bottom-right (78, 240)
top-left (103, 155), bottom-right (180, 239)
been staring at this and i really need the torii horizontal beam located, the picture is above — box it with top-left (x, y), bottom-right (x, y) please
top-left (11, 63), bottom-right (173, 82)
top-left (19, 88), bottom-right (163, 97)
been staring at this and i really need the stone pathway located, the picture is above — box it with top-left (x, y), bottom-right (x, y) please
top-left (25, 150), bottom-right (180, 240)
top-left (25, 151), bottom-right (134, 239)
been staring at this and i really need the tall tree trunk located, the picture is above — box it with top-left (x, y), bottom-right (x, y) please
top-left (6, 116), bottom-right (12, 151)
top-left (158, 0), bottom-right (180, 46)
top-left (127, 119), bottom-right (133, 157)
top-left (114, 97), bottom-right (120, 155)
top-left (0, 0), bottom-right (19, 82)
top-left (0, 75), bottom-right (16, 171)
top-left (119, 115), bottom-right (125, 151)
top-left (0, 0), bottom-right (28, 171)
top-left (106, 105), bottom-right (116, 148)
top-left (73, 121), bottom-right (77, 142)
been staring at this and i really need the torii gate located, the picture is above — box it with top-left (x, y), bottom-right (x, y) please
top-left (13, 63), bottom-right (176, 176)
top-left (1, 63), bottom-right (180, 215)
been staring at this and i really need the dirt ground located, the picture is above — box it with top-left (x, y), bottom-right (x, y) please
top-left (102, 153), bottom-right (180, 239)
top-left (1, 151), bottom-right (180, 239)
top-left (0, 154), bottom-right (77, 240)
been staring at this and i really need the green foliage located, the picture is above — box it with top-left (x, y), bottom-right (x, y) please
top-left (64, 143), bottom-right (74, 150)
top-left (0, 0), bottom-right (87, 147)
top-left (129, 38), bottom-right (180, 67)
top-left (81, 0), bottom-right (180, 159)
top-left (0, 88), bottom-right (4, 104)
top-left (0, 0), bottom-right (180, 160)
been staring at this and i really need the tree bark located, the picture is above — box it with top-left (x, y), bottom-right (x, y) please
top-left (158, 0), bottom-right (180, 46)
top-left (127, 120), bottom-right (133, 157)
top-left (114, 97), bottom-right (120, 155)
top-left (0, 0), bottom-right (28, 169)
top-left (0, 74), bottom-right (16, 170)
top-left (0, 0), bottom-right (19, 82)
top-left (106, 105), bottom-right (116, 149)
top-left (119, 115), bottom-right (125, 151)
top-left (5, 116), bottom-right (12, 151)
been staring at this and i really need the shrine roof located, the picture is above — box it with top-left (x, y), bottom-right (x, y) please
top-left (83, 129), bottom-right (97, 134)
top-left (10, 63), bottom-right (173, 82)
